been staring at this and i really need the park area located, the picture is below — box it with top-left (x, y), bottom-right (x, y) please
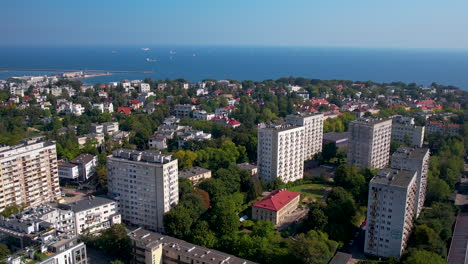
top-left (288, 183), bottom-right (332, 203)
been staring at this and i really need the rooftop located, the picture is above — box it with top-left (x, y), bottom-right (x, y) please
top-left (179, 166), bottom-right (211, 178)
top-left (71, 154), bottom-right (96, 164)
top-left (59, 196), bottom-right (115, 213)
top-left (252, 189), bottom-right (300, 211)
top-left (371, 168), bottom-right (417, 188)
top-left (237, 163), bottom-right (257, 171)
top-left (128, 228), bottom-right (256, 264)
top-left (110, 149), bottom-right (175, 164)
top-left (351, 118), bottom-right (391, 126)
top-left (392, 147), bottom-right (429, 160)
top-left (323, 132), bottom-right (350, 142)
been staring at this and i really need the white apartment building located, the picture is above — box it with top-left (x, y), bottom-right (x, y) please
top-left (348, 118), bottom-right (392, 169)
top-left (139, 83), bottom-right (151, 93)
top-left (391, 147), bottom-right (430, 217)
top-left (365, 168), bottom-right (418, 259)
top-left (0, 138), bottom-right (61, 211)
top-left (102, 122), bottom-right (119, 134)
top-left (286, 113), bottom-right (324, 160)
top-left (58, 162), bottom-right (80, 181)
top-left (107, 149), bottom-right (179, 232)
top-left (70, 154), bottom-right (97, 181)
top-left (257, 124), bottom-right (305, 183)
top-left (391, 116), bottom-right (425, 147)
top-left (193, 110), bottom-right (215, 121)
top-left (59, 196), bottom-right (121, 235)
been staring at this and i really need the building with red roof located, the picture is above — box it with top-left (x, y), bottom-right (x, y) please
top-left (210, 116), bottom-right (241, 128)
top-left (252, 189), bottom-right (300, 225)
top-left (117, 107), bottom-right (131, 115)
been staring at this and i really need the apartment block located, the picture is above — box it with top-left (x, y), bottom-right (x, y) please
top-left (391, 116), bottom-right (425, 147)
top-left (107, 149), bottom-right (179, 232)
top-left (391, 147), bottom-right (430, 217)
top-left (257, 124), bottom-right (305, 183)
top-left (348, 118), bottom-right (392, 169)
top-left (365, 168), bottom-right (418, 259)
top-left (286, 113), bottom-right (324, 160)
top-left (174, 104), bottom-right (195, 118)
top-left (59, 196), bottom-right (121, 235)
top-left (178, 166), bottom-right (212, 185)
top-left (128, 228), bottom-right (256, 264)
top-left (0, 138), bottom-right (61, 211)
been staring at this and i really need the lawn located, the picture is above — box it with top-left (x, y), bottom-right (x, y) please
top-left (288, 183), bottom-right (330, 203)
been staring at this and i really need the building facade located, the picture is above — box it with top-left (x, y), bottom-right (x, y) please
top-left (391, 147), bottom-right (430, 217)
top-left (257, 124), bottom-right (305, 183)
top-left (174, 104), bottom-right (195, 118)
top-left (0, 138), bottom-right (61, 211)
top-left (391, 116), bottom-right (425, 147)
top-left (251, 189), bottom-right (300, 225)
top-left (365, 168), bottom-right (418, 259)
top-left (348, 118), bottom-right (392, 169)
top-left (107, 149), bottom-right (179, 232)
top-left (59, 196), bottom-right (121, 235)
top-left (286, 113), bottom-right (324, 160)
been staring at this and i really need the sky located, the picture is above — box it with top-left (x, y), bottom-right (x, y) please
top-left (2, 0), bottom-right (468, 49)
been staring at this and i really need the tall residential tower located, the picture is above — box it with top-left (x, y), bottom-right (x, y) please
top-left (257, 124), bottom-right (305, 183)
top-left (286, 113), bottom-right (324, 160)
top-left (391, 147), bottom-right (430, 217)
top-left (0, 138), bottom-right (60, 211)
top-left (107, 149), bottom-right (178, 232)
top-left (348, 118), bottom-right (392, 169)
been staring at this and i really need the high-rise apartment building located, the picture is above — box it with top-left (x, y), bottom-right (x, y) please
top-left (365, 168), bottom-right (418, 259)
top-left (286, 113), bottom-right (324, 160)
top-left (257, 124), bottom-right (304, 183)
top-left (0, 138), bottom-right (60, 211)
top-left (107, 149), bottom-right (178, 232)
top-left (391, 147), bottom-right (430, 217)
top-left (348, 118), bottom-right (392, 169)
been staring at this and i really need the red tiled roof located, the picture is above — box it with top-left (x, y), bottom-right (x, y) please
top-left (99, 84), bottom-right (106, 89)
top-left (252, 189), bottom-right (300, 211)
top-left (130, 99), bottom-right (140, 104)
top-left (335, 84), bottom-right (344, 89)
top-left (448, 124), bottom-right (461, 128)
top-left (214, 90), bottom-right (222, 95)
top-left (23, 96), bottom-right (32, 101)
top-left (117, 107), bottom-right (131, 115)
top-left (228, 120), bottom-right (241, 125)
top-left (155, 99), bottom-right (165, 103)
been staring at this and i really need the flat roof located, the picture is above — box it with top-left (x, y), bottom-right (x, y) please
top-left (351, 118), bottom-right (391, 126)
top-left (323, 132), bottom-right (350, 142)
top-left (237, 163), bottom-right (257, 171)
top-left (128, 228), bottom-right (256, 264)
top-left (179, 166), bottom-right (211, 178)
top-left (60, 196), bottom-right (115, 213)
top-left (371, 168), bottom-right (416, 188)
top-left (71, 154), bottom-right (96, 164)
top-left (392, 147), bottom-right (429, 160)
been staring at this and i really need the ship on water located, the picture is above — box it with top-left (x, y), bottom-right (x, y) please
top-left (141, 48), bottom-right (150, 51)
top-left (146, 58), bottom-right (156, 62)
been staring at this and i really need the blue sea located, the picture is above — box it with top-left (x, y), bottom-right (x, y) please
top-left (1, 45), bottom-right (468, 90)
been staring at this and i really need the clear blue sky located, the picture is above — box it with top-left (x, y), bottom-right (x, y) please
top-left (2, 0), bottom-right (467, 49)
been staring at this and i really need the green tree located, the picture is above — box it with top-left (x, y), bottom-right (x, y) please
top-left (191, 220), bottom-right (218, 248)
top-left (0, 243), bottom-right (11, 259)
top-left (425, 176), bottom-right (451, 205)
top-left (287, 230), bottom-right (338, 264)
top-left (163, 206), bottom-right (194, 239)
top-left (403, 250), bottom-right (445, 264)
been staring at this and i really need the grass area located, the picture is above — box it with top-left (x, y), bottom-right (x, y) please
top-left (288, 183), bottom-right (330, 202)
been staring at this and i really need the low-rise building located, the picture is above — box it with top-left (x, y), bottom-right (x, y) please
top-left (252, 189), bottom-right (300, 225)
top-left (59, 196), bottom-right (121, 235)
top-left (178, 167), bottom-right (212, 185)
top-left (178, 129), bottom-right (212, 148)
top-left (174, 104), bottom-right (195, 118)
top-left (149, 134), bottom-right (168, 150)
top-left (323, 132), bottom-right (350, 150)
top-left (139, 83), bottom-right (151, 93)
top-left (193, 110), bottom-right (215, 121)
top-left (103, 121), bottom-right (119, 134)
top-left (58, 162), bottom-right (80, 182)
top-left (237, 163), bottom-right (258, 176)
top-left (128, 228), bottom-right (256, 264)
top-left (70, 154), bottom-right (97, 181)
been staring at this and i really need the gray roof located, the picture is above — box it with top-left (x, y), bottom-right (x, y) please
top-left (71, 154), bottom-right (96, 164)
top-left (392, 147), bottom-right (429, 160)
top-left (351, 118), bottom-right (391, 126)
top-left (237, 163), bottom-right (257, 171)
top-left (179, 166), bottom-right (211, 178)
top-left (60, 196), bottom-right (115, 213)
top-left (323, 132), bottom-right (350, 142)
top-left (128, 228), bottom-right (256, 264)
top-left (371, 168), bottom-right (417, 188)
